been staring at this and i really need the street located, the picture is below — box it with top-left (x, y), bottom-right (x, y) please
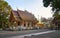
top-left (0, 29), bottom-right (49, 38)
top-left (27, 30), bottom-right (60, 38)
top-left (0, 29), bottom-right (60, 38)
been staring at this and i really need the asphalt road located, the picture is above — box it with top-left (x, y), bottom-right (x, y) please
top-left (23, 30), bottom-right (60, 38)
top-left (0, 29), bottom-right (60, 38)
top-left (0, 29), bottom-right (49, 38)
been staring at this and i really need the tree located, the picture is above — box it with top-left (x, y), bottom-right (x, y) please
top-left (52, 13), bottom-right (60, 29)
top-left (43, 0), bottom-right (60, 29)
top-left (41, 17), bottom-right (47, 22)
top-left (43, 0), bottom-right (60, 13)
top-left (0, 0), bottom-right (11, 29)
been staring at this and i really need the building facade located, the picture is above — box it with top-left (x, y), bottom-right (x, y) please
top-left (9, 9), bottom-right (38, 30)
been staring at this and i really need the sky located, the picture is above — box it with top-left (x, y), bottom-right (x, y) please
top-left (5, 0), bottom-right (53, 19)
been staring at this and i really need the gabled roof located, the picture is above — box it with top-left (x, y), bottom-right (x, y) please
top-left (10, 9), bottom-right (37, 22)
top-left (11, 10), bottom-right (21, 21)
top-left (17, 9), bottom-right (37, 21)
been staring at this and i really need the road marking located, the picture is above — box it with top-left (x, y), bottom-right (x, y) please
top-left (7, 30), bottom-right (55, 38)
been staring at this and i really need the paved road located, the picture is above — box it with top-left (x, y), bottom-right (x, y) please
top-left (7, 30), bottom-right (55, 38)
top-left (0, 29), bottom-right (49, 38)
top-left (23, 30), bottom-right (60, 38)
top-left (0, 29), bottom-right (60, 38)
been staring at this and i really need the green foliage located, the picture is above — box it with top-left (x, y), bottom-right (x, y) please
top-left (43, 0), bottom-right (60, 12)
top-left (43, 0), bottom-right (53, 7)
top-left (43, 0), bottom-right (60, 28)
top-left (0, 0), bottom-right (11, 28)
